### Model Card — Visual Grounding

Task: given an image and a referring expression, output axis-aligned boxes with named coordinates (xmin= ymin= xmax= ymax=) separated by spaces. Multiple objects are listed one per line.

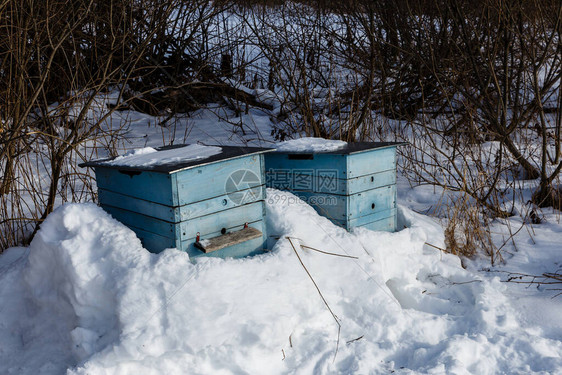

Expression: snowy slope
xmin=1 ymin=190 xmax=560 ymax=374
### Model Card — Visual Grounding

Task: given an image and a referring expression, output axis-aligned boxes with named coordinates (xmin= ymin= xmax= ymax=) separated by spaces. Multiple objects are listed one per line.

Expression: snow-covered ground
xmin=1 ymin=190 xmax=560 ymax=374
xmin=1 ymin=106 xmax=561 ymax=374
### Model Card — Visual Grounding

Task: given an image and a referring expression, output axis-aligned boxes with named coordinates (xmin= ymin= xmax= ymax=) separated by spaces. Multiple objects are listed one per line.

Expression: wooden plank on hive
xmin=195 ymin=227 xmax=263 ymax=254
xmin=180 ymin=220 xmax=266 ymax=257
xmin=183 ymin=234 xmax=266 ymax=259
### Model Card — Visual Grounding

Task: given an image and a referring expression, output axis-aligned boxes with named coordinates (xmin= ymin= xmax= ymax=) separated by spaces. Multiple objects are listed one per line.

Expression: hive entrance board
xmin=265 ymin=142 xmax=405 ymax=232
xmin=195 ymin=226 xmax=263 ymax=253
xmin=81 ymin=144 xmax=273 ymax=258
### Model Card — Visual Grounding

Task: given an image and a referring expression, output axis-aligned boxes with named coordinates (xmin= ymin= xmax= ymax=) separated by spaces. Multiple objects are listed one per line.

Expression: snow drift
xmin=0 ymin=191 xmax=560 ymax=374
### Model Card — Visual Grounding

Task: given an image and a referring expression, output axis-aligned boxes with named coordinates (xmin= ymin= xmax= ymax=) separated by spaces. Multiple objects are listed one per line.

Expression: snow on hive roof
xmin=80 ymin=144 xmax=273 ymax=173
xmin=275 ymin=137 xmax=348 ymax=152
xmin=103 ymin=144 xmax=222 ymax=168
xmin=274 ymin=137 xmax=405 ymax=154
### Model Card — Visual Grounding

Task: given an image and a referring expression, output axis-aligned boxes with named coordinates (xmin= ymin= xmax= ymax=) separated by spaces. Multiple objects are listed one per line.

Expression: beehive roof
xmin=273 ymin=141 xmax=406 ymax=155
xmin=80 ymin=144 xmax=272 ymax=174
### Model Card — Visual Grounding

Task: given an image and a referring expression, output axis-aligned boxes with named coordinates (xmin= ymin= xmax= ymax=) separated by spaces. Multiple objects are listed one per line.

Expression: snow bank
xmin=275 ymin=137 xmax=347 ymax=152
xmin=104 ymin=144 xmax=222 ymax=167
xmin=0 ymin=192 xmax=561 ymax=374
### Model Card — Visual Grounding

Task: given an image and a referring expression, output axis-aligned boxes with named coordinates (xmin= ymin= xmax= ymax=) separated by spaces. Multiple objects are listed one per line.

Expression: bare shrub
xmin=0 ymin=0 xmax=191 ymax=250
xmin=444 ymin=193 xmax=498 ymax=264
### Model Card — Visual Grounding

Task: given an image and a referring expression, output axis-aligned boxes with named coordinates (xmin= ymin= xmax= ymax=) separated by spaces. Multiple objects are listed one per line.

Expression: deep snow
xmin=0 ymin=189 xmax=561 ymax=374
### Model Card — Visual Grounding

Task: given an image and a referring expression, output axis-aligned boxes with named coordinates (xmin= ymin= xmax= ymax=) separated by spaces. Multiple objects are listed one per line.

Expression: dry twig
xmin=287 ymin=236 xmax=341 ymax=362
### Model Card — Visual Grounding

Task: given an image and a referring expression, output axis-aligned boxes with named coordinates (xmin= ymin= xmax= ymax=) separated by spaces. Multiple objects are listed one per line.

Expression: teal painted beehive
xmin=265 ymin=142 xmax=403 ymax=232
xmin=81 ymin=144 xmax=272 ymax=258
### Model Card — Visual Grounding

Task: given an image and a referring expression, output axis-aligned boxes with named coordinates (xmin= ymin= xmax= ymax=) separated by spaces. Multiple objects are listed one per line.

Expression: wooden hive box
xmin=264 ymin=142 xmax=403 ymax=232
xmin=81 ymin=144 xmax=272 ymax=259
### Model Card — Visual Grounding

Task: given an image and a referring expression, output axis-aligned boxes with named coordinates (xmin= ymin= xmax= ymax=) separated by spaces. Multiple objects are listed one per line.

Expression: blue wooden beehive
xmin=81 ymin=144 xmax=272 ymax=259
xmin=265 ymin=142 xmax=403 ymax=232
